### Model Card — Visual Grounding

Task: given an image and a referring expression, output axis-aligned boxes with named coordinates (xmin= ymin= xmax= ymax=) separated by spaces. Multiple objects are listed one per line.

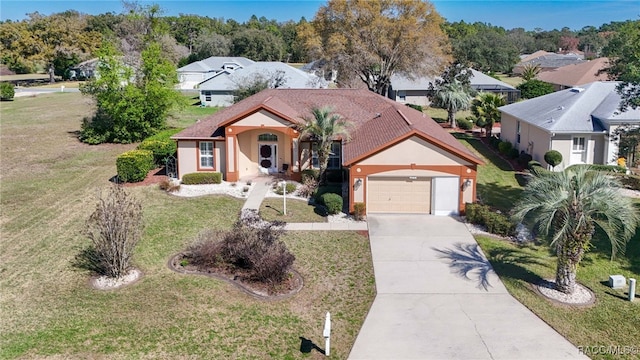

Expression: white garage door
xmin=368 ymin=177 xmax=431 ymax=214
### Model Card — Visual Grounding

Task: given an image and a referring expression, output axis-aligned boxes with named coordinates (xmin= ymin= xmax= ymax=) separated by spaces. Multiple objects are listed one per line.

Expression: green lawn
xmin=464 ymin=132 xmax=640 ymax=359
xmin=454 ymin=132 xmax=523 ymax=211
xmin=0 ymin=93 xmax=375 ymax=359
xmin=424 ymin=107 xmax=472 ymax=124
xmin=260 ymin=197 xmax=328 ymax=223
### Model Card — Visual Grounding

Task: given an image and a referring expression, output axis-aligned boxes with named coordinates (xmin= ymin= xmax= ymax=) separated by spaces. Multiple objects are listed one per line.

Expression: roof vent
xmin=374 ymin=113 xmax=381 ymax=118
xmin=557 ymin=106 xmax=565 ymax=110
xmin=570 ymin=87 xmax=585 ymax=93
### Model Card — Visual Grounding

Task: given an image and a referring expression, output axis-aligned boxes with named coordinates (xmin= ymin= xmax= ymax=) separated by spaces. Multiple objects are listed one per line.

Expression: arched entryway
xmin=258 ymin=133 xmax=278 ymax=173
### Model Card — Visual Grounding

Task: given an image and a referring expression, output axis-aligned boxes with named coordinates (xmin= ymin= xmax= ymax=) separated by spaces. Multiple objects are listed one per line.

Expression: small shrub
xmin=246 ymin=179 xmax=253 ymax=186
xmin=297 ymin=177 xmax=318 ymax=198
xmin=405 ymin=103 xmax=423 ymax=112
xmin=489 ymin=136 xmax=501 ymax=149
xmin=527 ymin=160 xmax=542 ymax=169
xmin=301 ymin=169 xmax=320 ymax=182
xmin=116 ymin=149 xmax=154 ymax=183
xmin=518 ymin=152 xmax=533 ymax=166
xmin=498 ymin=141 xmax=512 ymax=155
xmin=182 ymin=172 xmax=222 ymax=185
xmin=85 ymin=185 xmax=143 ymax=278
xmin=186 ymin=229 xmax=226 ymax=268
xmin=508 ymin=148 xmax=519 ymax=159
xmin=464 ymin=203 xmax=515 ymax=237
xmin=353 ymin=202 xmax=366 ymax=221
xmin=321 ymin=193 xmax=343 ymax=215
xmin=457 ymin=117 xmax=474 ymax=130
xmin=243 ymin=186 xmax=250 ymax=192
xmin=273 ymin=181 xmax=297 ymax=195
xmin=0 ymin=82 xmax=15 ymax=101
xmin=314 ymin=185 xmax=342 ymax=203
xmin=544 ymin=150 xmax=563 ymax=168
xmin=137 ymin=138 xmax=176 ymax=167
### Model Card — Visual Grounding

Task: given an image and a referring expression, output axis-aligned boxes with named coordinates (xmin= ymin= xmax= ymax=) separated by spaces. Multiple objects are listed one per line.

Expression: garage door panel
xmin=368 ymin=177 xmax=431 ymax=214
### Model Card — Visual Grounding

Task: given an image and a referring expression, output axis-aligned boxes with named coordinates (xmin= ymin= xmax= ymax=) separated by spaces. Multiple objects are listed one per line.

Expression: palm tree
xmin=520 ymin=64 xmax=541 ymax=81
xmin=432 ymin=80 xmax=473 ymax=128
xmin=299 ymin=107 xmax=351 ymax=185
xmin=512 ymin=166 xmax=639 ymax=294
xmin=471 ymin=92 xmax=506 ymax=137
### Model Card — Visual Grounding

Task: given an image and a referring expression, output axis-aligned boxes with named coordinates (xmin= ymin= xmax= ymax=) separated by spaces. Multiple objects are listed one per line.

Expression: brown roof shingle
xmin=173 ymin=88 xmax=482 ymax=165
xmin=536 ymin=58 xmax=611 ymax=87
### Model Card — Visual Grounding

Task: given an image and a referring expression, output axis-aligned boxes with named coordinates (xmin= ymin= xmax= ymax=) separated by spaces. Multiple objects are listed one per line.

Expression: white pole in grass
xmin=281 ymin=180 xmax=287 ymax=215
xmin=629 ymin=278 xmax=636 ymax=302
xmin=323 ymin=312 xmax=331 ymax=356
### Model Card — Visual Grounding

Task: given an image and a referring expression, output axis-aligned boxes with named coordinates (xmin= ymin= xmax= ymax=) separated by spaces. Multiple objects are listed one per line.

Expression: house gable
xmin=232 ymin=109 xmax=294 ymax=128
xmin=356 ymin=134 xmax=474 ymax=166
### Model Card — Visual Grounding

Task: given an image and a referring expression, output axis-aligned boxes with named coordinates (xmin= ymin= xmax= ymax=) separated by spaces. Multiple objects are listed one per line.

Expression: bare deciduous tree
xmin=85 ymin=185 xmax=143 ymax=278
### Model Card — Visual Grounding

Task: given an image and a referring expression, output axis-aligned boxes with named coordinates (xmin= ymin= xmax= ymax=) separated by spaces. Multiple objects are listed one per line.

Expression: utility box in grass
xmin=609 ymin=275 xmax=625 ymax=289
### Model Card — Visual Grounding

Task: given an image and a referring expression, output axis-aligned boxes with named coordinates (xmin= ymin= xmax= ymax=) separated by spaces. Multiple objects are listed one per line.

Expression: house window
xmin=311 ymin=142 xmax=341 ymax=169
xmin=572 ymin=137 xmax=585 ymax=151
xmin=199 ymin=141 xmax=214 ymax=168
xmin=516 ymin=121 xmax=521 ymax=144
xmin=398 ymin=91 xmax=406 ymax=101
xmin=258 ymin=133 xmax=278 ymax=142
xmin=203 ymin=91 xmax=211 ymax=102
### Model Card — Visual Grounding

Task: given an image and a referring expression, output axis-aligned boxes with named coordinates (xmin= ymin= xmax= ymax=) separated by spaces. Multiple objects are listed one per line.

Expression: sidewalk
xmin=241 ymin=178 xmax=367 ymax=231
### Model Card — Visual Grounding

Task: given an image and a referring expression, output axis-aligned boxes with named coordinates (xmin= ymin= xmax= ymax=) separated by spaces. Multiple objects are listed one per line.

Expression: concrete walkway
xmin=241 ymin=178 xmax=368 ymax=231
xmin=349 ymin=214 xmax=587 ymax=360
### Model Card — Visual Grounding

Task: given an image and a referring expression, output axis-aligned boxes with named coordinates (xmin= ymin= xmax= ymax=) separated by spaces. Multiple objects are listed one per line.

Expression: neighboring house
xmin=67 ymin=58 xmax=99 ymax=80
xmin=176 ymin=57 xmax=255 ymax=90
xmin=198 ymin=62 xmax=328 ymax=107
xmin=513 ymin=52 xmax=585 ymax=75
xmin=535 ymin=57 xmax=611 ymax=91
xmin=388 ymin=69 xmax=520 ymax=106
xmin=499 ymin=81 xmax=640 ymax=170
xmin=172 ymin=88 xmax=483 ymax=215
xmin=300 ymin=59 xmax=338 ymax=83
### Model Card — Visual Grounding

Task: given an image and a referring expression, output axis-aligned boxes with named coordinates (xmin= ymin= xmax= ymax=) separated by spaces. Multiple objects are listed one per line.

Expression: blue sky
xmin=0 ymin=0 xmax=638 ymax=30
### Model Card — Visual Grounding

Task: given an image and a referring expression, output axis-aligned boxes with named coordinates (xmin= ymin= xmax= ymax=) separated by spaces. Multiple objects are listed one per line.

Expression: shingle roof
xmin=536 ymin=58 xmax=611 ymax=87
xmin=198 ymin=62 xmax=327 ymax=90
xmin=177 ymin=57 xmax=255 ymax=73
xmin=515 ymin=53 xmax=585 ymax=70
xmin=390 ymin=68 xmax=515 ymax=91
xmin=498 ymin=81 xmax=640 ymax=133
xmin=173 ymin=88 xmax=482 ymax=165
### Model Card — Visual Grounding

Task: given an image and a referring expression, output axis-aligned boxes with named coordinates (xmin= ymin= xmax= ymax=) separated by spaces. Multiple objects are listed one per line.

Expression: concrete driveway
xmin=348 ymin=215 xmax=587 ymax=360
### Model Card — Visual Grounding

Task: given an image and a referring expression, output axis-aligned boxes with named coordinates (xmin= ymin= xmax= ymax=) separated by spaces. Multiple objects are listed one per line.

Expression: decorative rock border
xmin=89 ymin=268 xmax=144 ymax=290
xmin=167 ymin=253 xmax=304 ymax=301
xmin=531 ymin=279 xmax=596 ymax=308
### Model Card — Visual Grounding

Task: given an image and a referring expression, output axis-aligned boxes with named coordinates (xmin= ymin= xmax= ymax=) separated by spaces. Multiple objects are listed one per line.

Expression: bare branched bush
xmin=85 ymin=185 xmax=143 ymax=278
xmin=296 ymin=177 xmax=318 ymax=198
xmin=185 ymin=210 xmax=294 ymax=285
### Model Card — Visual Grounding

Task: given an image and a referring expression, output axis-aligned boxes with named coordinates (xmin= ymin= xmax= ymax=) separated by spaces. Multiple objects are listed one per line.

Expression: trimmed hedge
xmin=182 ymin=172 xmax=222 ymax=185
xmin=405 ymin=103 xmax=423 ymax=112
xmin=116 ymin=150 xmax=154 ymax=183
xmin=320 ymin=193 xmax=343 ymax=215
xmin=465 ymin=203 xmax=516 ymax=237
xmin=527 ymin=160 xmax=542 ymax=169
xmin=137 ymin=139 xmax=176 ymax=166
xmin=457 ymin=117 xmax=474 ymax=130
xmin=544 ymin=150 xmax=562 ymax=167
xmin=273 ymin=182 xmax=297 ymax=195
xmin=567 ymin=164 xmax=627 ymax=174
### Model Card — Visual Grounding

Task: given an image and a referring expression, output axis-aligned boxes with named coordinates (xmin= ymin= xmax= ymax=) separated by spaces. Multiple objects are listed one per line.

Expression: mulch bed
xmin=120 ymin=168 xmax=169 ymax=188
xmin=168 ymin=253 xmax=304 ymax=301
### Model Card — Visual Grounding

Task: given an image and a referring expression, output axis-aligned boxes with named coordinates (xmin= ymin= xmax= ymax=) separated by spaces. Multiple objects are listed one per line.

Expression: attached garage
xmin=367 ymin=176 xmax=432 ymax=213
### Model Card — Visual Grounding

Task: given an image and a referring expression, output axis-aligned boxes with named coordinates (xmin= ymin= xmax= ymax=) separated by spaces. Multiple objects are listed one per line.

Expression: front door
xmin=259 ymin=143 xmax=277 ymax=173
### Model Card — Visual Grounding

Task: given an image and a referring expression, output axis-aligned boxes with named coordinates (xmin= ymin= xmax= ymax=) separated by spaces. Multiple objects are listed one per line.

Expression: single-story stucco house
xmin=499 ymin=81 xmax=640 ymax=170
xmin=198 ymin=62 xmax=327 ymax=107
xmin=172 ymin=88 xmax=483 ymax=215
xmin=535 ymin=57 xmax=611 ymax=91
xmin=388 ymin=69 xmax=520 ymax=106
xmin=176 ymin=56 xmax=256 ymax=90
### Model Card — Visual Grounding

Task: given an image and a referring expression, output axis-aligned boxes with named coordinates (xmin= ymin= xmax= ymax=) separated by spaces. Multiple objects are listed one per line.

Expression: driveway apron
xmin=348 ymin=214 xmax=587 ymax=360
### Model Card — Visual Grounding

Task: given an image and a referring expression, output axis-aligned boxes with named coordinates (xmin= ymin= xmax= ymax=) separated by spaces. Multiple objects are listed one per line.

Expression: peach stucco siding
xmin=233 ymin=110 xmax=292 ymax=128
xmin=358 ymin=136 xmax=473 ymax=166
xmin=236 ymin=129 xmax=293 ymax=178
xmin=177 ymin=140 xmax=197 ymax=179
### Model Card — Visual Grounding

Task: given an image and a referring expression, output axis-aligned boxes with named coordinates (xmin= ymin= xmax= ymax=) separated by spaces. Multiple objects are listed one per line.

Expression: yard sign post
xmin=323 ymin=312 xmax=331 ymax=356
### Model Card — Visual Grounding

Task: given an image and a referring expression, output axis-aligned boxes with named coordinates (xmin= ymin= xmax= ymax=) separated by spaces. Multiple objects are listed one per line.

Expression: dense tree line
xmin=0 ymin=4 xmax=634 ymax=76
